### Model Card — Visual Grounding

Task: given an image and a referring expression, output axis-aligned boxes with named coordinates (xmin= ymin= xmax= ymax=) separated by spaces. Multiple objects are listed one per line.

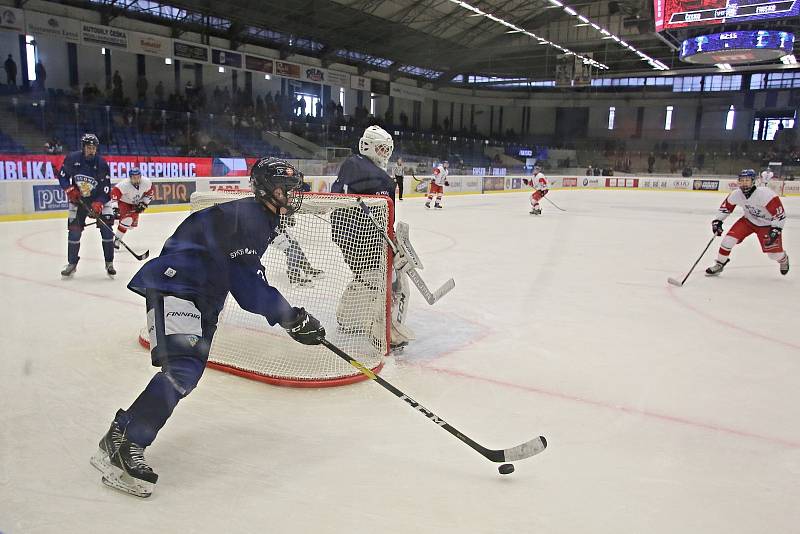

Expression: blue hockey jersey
xmin=128 ymin=197 xmax=295 ymax=326
xmin=58 ymin=150 xmax=112 ymax=203
xmin=331 ymin=154 xmax=395 ymax=203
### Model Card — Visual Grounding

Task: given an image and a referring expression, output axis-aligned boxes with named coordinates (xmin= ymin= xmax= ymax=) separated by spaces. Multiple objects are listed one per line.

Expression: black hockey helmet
xmin=81 ymin=133 xmax=99 ymax=147
xmin=250 ymin=157 xmax=304 ymax=215
xmin=737 ymin=168 xmax=757 ymax=197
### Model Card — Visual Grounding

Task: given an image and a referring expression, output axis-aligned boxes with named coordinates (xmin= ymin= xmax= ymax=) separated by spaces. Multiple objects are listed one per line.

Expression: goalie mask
xmin=737 ymin=169 xmax=757 ymax=197
xmin=359 ymin=125 xmax=394 ymax=169
xmin=250 ymin=157 xmax=304 ymax=215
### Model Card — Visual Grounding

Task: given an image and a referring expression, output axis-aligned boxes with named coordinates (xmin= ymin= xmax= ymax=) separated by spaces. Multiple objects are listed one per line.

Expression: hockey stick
xmin=356 ymin=198 xmax=455 ymax=305
xmin=319 ymin=337 xmax=547 ymax=463
xmin=77 ymin=198 xmax=150 ymax=261
xmin=667 ymin=236 xmax=715 ymax=287
xmin=542 ymin=195 xmax=567 ymax=212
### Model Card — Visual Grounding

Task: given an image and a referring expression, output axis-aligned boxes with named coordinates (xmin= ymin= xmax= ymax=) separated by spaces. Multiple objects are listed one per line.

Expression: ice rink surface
xmin=1 ymin=189 xmax=799 ymax=534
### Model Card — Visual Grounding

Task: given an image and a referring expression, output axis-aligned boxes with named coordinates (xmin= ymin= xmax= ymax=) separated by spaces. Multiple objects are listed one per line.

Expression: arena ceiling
xmin=74 ymin=0 xmax=800 ymax=84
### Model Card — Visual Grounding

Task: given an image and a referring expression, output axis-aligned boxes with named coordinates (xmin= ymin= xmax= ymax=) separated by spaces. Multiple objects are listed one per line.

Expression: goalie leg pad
xmin=337 ymin=269 xmax=385 ymax=335
xmin=391 ymin=269 xmax=415 ymax=344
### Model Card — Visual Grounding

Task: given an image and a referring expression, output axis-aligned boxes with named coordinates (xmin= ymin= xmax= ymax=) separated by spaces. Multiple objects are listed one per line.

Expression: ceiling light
xmin=564 ymin=7 xmax=577 ymax=15
xmin=715 ymin=63 xmax=733 ymax=71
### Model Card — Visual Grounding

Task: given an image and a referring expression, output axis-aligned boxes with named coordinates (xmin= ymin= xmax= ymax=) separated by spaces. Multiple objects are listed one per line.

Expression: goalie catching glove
xmin=281 ymin=307 xmax=325 ymax=345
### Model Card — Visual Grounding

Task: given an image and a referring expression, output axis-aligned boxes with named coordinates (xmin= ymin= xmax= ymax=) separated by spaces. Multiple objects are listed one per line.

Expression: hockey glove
xmin=766 ymin=227 xmax=782 ymax=246
xmin=444 ymin=180 xmax=450 ymax=187
xmin=541 ymin=189 xmax=549 ymax=196
xmin=134 ymin=202 xmax=148 ymax=213
xmin=112 ymin=206 xmax=120 ymax=219
xmin=522 ymin=178 xmax=530 ymax=186
xmin=90 ymin=201 xmax=104 ymax=218
xmin=281 ymin=307 xmax=325 ymax=345
xmin=711 ymin=220 xmax=724 ymax=237
xmin=65 ymin=185 xmax=80 ymax=203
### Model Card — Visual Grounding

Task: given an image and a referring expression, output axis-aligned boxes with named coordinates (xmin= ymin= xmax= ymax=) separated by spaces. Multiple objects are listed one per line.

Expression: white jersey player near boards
xmin=425 ymin=161 xmax=449 ymax=209
xmin=111 ymin=168 xmax=154 ymax=249
xmin=706 ymin=169 xmax=789 ymax=276
xmin=526 ymin=165 xmax=549 ymax=215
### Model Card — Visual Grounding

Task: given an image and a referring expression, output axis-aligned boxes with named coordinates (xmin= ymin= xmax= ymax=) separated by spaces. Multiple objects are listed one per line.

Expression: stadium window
xmin=339 ymin=87 xmax=345 ymax=109
xmin=608 ymin=106 xmax=616 ymax=130
xmin=725 ymin=105 xmax=735 ymax=131
xmin=750 ymin=73 xmax=765 ymax=90
xmin=370 ymin=92 xmax=375 ymax=115
xmin=25 ymin=35 xmax=36 ymax=82
xmin=665 ymin=105 xmax=673 ymax=131
xmin=296 ymin=94 xmax=320 ymax=118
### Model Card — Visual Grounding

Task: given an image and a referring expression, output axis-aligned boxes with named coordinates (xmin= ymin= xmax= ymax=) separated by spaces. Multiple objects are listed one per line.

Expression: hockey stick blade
xmin=668 ymin=236 xmax=716 ymax=288
xmin=319 ymin=338 xmax=547 ymax=464
xmin=543 ymin=196 xmax=567 ymax=212
xmin=78 ymin=198 xmax=150 ymax=261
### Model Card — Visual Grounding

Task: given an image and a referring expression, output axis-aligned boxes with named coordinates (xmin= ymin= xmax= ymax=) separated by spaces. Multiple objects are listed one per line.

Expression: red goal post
xmin=138 ymin=190 xmax=395 ymax=387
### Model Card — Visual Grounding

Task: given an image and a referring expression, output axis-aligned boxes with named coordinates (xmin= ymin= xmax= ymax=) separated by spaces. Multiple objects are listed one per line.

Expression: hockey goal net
xmin=138 ymin=191 xmax=393 ymax=387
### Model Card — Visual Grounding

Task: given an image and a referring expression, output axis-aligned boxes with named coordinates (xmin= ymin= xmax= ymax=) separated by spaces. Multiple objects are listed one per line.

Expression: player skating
xmin=331 ymin=125 xmax=414 ymax=349
xmin=525 ymin=165 xmax=549 ymax=215
xmin=111 ymin=168 xmax=154 ymax=250
xmin=425 ymin=160 xmax=449 ymax=209
xmin=58 ymin=133 xmax=116 ymax=277
xmin=90 ymin=158 xmax=325 ymax=497
xmin=705 ymin=169 xmax=789 ymax=276
xmin=760 ymin=166 xmax=774 ymax=186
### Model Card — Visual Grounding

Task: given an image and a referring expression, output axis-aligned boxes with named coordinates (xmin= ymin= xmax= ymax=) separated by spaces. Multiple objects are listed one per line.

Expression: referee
xmin=392 ymin=158 xmax=405 ymax=200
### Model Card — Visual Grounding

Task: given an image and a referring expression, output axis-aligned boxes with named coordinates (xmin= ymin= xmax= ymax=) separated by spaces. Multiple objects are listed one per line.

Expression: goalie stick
xmin=319 ymin=337 xmax=548 ymax=463
xmin=667 ymin=236 xmax=716 ymax=287
xmin=356 ymin=198 xmax=455 ymax=305
xmin=77 ymin=198 xmax=150 ymax=261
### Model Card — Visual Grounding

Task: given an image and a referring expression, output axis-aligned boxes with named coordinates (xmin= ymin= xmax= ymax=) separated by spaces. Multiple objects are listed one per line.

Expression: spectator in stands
xmin=585 ymin=165 xmax=593 ymax=176
xmin=136 ymin=74 xmax=148 ymax=103
xmin=154 ymin=81 xmax=164 ymax=105
xmin=4 ymin=54 xmax=16 ymax=87
xmin=34 ymin=59 xmax=46 ymax=91
xmin=399 ymin=110 xmax=409 ymax=130
xmin=112 ymin=70 xmax=123 ymax=104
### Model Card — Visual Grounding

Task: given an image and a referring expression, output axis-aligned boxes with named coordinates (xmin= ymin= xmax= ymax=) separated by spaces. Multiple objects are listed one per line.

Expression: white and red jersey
xmin=715 ymin=186 xmax=786 ymax=229
xmin=111 ymin=177 xmax=154 ymax=208
xmin=431 ymin=165 xmax=448 ymax=186
xmin=531 ymin=172 xmax=549 ymax=191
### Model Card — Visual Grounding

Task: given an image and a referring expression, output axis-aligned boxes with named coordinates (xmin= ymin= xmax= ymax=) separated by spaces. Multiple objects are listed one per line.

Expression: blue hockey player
xmin=59 ymin=133 xmax=116 ymax=277
xmin=90 ymin=157 xmax=326 ymax=497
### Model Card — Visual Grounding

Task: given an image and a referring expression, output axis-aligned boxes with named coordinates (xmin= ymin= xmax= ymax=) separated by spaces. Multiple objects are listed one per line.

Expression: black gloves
xmin=766 ymin=227 xmax=782 ymax=246
xmin=281 ymin=307 xmax=325 ymax=345
xmin=712 ymin=220 xmax=724 ymax=236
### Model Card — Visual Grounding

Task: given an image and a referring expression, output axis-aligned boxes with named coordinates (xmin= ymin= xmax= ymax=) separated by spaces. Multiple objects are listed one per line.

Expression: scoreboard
xmin=655 ymin=1 xmax=800 ymax=32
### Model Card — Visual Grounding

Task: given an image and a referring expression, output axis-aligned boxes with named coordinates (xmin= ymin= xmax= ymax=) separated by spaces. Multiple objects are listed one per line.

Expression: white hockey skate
xmin=780 ymin=255 xmax=790 ymax=276
xmin=705 ymin=259 xmax=729 ymax=276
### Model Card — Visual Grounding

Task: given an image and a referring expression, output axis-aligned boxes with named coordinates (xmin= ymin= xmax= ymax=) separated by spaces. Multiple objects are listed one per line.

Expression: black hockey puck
xmin=498 ymin=463 xmax=515 ymax=475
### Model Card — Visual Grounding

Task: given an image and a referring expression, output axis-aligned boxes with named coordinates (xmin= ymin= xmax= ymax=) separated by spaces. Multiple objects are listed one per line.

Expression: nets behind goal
xmin=140 ymin=191 xmax=393 ymax=387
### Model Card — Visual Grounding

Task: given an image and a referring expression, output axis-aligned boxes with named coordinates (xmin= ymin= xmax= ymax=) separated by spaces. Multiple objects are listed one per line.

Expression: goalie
xmin=331 ymin=125 xmax=415 ymax=350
